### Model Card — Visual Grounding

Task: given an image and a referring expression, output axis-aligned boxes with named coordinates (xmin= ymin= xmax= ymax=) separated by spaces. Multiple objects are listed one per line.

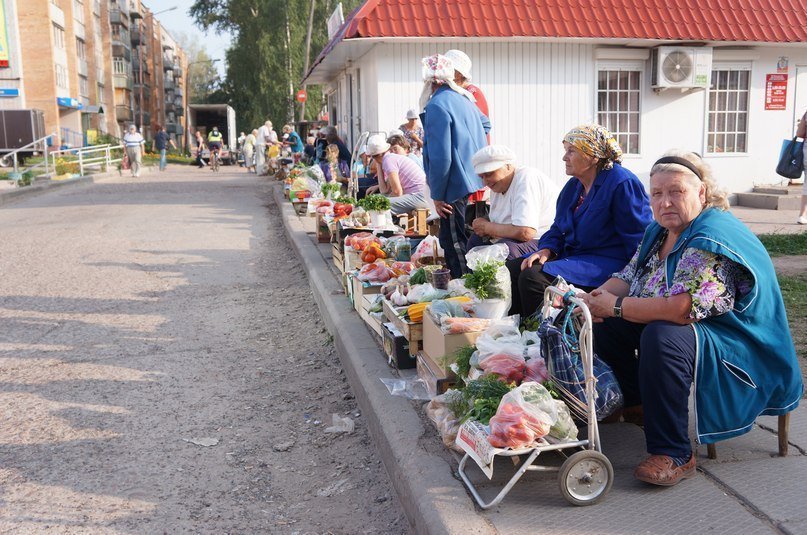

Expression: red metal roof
xmin=343 ymin=0 xmax=807 ymax=43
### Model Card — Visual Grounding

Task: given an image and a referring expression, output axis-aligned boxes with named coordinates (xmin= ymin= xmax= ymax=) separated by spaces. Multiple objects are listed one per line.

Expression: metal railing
xmin=48 ymin=144 xmax=124 ymax=177
xmin=0 ymin=133 xmax=54 ymax=178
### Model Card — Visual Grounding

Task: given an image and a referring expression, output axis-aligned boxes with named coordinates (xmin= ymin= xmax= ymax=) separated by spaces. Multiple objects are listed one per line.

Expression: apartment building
xmin=2 ymin=0 xmax=186 ymax=147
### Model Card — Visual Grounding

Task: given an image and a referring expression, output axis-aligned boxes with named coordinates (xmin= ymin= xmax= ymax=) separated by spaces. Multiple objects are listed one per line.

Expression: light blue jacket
xmin=637 ymin=208 xmax=803 ymax=444
xmin=421 ymin=85 xmax=490 ymax=203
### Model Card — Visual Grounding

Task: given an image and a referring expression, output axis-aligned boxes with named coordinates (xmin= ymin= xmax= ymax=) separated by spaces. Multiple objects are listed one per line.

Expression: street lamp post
xmin=184 ymin=58 xmax=219 ymax=154
xmin=138 ymin=6 xmax=177 ymax=136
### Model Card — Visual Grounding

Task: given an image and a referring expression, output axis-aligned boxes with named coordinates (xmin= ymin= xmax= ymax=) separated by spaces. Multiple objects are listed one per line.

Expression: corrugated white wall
xmin=329 ymin=40 xmax=807 ymax=193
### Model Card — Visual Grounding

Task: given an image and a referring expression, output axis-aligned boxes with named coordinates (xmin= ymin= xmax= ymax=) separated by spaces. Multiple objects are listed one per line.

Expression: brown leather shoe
xmin=634 ymin=454 xmax=696 ymax=486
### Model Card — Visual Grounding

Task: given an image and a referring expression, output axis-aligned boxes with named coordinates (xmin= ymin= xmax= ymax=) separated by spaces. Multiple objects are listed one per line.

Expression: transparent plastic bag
xmin=549 ymin=399 xmax=578 ymax=441
xmin=411 ymin=235 xmax=444 ymax=264
xmin=406 ymin=283 xmax=449 ymax=304
xmin=475 ymin=315 xmax=523 ymax=359
xmin=487 ymin=382 xmax=558 ymax=449
xmin=425 ymin=391 xmax=465 ymax=451
xmin=479 ymin=352 xmax=526 ymax=383
xmin=464 ymin=244 xmax=512 ymax=317
xmin=429 ymin=299 xmax=470 ymax=322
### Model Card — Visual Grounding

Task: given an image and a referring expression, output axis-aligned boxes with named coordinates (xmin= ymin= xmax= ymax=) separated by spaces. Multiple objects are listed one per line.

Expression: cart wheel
xmin=558 ymin=450 xmax=613 ymax=506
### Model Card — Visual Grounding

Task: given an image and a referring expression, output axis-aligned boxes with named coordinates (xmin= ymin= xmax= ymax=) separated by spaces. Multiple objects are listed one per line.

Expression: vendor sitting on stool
xmin=364 ymin=133 xmax=430 ymax=215
xmin=582 ymin=150 xmax=803 ymax=487
xmin=467 ymin=145 xmax=559 ymax=260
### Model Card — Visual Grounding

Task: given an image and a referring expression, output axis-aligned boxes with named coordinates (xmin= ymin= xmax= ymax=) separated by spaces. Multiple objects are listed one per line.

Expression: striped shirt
xmin=123 ymin=132 xmax=144 ymax=148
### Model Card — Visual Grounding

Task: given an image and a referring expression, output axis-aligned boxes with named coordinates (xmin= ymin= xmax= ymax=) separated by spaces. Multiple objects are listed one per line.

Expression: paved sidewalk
xmin=274 ymin=184 xmax=805 ymax=535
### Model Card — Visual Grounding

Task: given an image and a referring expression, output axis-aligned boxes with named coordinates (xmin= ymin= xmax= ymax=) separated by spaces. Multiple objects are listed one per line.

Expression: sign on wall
xmin=765 ymin=74 xmax=788 ymax=111
xmin=0 ymin=2 xmax=10 ymax=68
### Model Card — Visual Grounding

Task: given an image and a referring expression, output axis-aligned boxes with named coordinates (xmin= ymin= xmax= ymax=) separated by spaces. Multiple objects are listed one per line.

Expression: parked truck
xmin=187 ymin=104 xmax=237 ymax=165
xmin=0 ymin=109 xmax=47 ymax=166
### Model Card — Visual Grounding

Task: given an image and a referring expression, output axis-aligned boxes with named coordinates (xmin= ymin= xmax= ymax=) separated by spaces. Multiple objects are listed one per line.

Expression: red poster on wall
xmin=765 ymin=74 xmax=788 ymax=110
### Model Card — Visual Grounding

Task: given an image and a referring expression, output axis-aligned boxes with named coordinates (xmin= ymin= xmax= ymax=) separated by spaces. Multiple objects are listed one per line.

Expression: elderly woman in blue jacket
xmin=583 ymin=151 xmax=803 ymax=487
xmin=508 ymin=124 xmax=652 ymax=315
xmin=420 ymin=53 xmax=491 ymax=278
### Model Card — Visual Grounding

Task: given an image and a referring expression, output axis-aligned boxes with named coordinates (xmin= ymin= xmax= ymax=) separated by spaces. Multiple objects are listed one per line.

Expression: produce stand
xmin=456 ymin=286 xmax=614 ymax=508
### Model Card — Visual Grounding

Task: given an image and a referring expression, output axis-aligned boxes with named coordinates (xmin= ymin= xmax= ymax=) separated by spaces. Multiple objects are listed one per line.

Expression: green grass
xmin=758 ymin=233 xmax=807 ymax=257
xmin=778 ymin=274 xmax=807 ymax=384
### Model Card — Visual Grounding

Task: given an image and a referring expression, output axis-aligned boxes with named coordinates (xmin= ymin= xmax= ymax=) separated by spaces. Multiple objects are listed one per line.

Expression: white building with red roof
xmin=305 ymin=0 xmax=807 ymax=193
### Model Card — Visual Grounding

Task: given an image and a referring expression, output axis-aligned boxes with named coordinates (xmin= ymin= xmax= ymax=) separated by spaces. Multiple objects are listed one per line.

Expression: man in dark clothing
xmin=152 ymin=126 xmax=177 ymax=171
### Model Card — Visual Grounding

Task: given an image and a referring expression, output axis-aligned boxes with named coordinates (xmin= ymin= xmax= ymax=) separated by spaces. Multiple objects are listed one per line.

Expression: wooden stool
xmin=706 ymin=413 xmax=790 ymax=459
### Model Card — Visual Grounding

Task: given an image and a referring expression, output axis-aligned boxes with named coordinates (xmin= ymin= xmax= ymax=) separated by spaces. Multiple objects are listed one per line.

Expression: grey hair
xmin=650 ymin=149 xmax=729 ymax=210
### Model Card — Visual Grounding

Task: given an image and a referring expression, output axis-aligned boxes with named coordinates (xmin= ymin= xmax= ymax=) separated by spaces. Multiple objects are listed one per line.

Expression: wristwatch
xmin=613 ymin=296 xmax=625 ymax=318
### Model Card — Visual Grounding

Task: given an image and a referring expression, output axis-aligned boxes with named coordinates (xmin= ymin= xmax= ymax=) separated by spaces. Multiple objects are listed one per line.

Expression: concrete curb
xmin=271 ymin=184 xmax=496 ymax=535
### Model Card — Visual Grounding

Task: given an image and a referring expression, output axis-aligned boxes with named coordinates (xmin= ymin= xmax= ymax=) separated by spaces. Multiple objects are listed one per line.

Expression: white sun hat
xmin=365 ymin=134 xmax=390 ymax=156
xmin=472 ymin=145 xmax=517 ymax=175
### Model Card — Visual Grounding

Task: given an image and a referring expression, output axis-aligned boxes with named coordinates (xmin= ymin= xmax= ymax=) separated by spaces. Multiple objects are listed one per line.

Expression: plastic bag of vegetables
xmin=487 ymin=382 xmax=558 ymax=449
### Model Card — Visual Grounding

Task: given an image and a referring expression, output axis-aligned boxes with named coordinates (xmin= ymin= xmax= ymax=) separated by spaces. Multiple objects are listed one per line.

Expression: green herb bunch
xmin=459 ymin=375 xmax=514 ymax=424
xmin=357 ymin=194 xmax=391 ymax=212
xmin=321 ymin=182 xmax=341 ymax=198
xmin=333 ymin=195 xmax=355 ymax=205
xmin=463 ymin=260 xmax=504 ymax=299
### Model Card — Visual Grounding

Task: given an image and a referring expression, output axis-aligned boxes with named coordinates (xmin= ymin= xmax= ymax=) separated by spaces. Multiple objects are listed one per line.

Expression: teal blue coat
xmin=637 ymin=208 xmax=802 ymax=444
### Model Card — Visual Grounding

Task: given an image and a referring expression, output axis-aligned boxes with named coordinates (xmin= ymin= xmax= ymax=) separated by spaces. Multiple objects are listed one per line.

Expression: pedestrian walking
xmin=152 ymin=125 xmax=177 ymax=172
xmin=123 ymin=125 xmax=145 ymax=177
xmin=243 ymin=129 xmax=257 ymax=173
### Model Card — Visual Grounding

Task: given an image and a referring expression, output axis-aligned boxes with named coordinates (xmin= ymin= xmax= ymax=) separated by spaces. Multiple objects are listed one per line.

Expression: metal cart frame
xmin=457 ymin=286 xmax=614 ymax=508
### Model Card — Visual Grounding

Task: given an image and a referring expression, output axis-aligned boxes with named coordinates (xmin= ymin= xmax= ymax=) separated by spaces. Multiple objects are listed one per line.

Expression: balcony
xmin=74 ymin=21 xmax=86 ymax=40
xmin=109 ymin=9 xmax=129 ymax=27
xmin=173 ymin=67 xmax=183 ymax=79
xmin=115 ymin=105 xmax=133 ymax=121
xmin=174 ymin=97 xmax=182 ymax=107
xmin=162 ymin=56 xmax=173 ymax=71
xmin=165 ymin=101 xmax=176 ymax=113
xmin=113 ymin=74 xmax=133 ymax=90
xmin=166 ymin=123 xmax=182 ymax=135
xmin=175 ymin=107 xmax=184 ymax=117
xmin=164 ymin=78 xmax=175 ymax=90
xmin=77 ymin=59 xmax=89 ymax=77
xmin=130 ymin=28 xmax=142 ymax=45
xmin=174 ymin=87 xmax=183 ymax=97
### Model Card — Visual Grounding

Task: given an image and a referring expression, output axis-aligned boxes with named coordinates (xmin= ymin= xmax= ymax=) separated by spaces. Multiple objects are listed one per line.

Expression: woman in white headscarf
xmin=419 ymin=53 xmax=490 ymax=277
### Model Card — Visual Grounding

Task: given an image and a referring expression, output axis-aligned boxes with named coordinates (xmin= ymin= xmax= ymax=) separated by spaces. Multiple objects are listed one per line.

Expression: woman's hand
xmin=583 ymin=288 xmax=618 ymax=322
xmin=472 ymin=217 xmax=489 ymax=237
xmin=433 ymin=200 xmax=453 ymax=218
xmin=366 ymin=185 xmax=379 ymax=194
xmin=521 ymin=248 xmax=552 ymax=271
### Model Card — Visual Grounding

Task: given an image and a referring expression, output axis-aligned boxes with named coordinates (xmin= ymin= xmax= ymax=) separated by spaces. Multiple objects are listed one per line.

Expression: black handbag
xmin=776 ymin=137 xmax=804 ymax=179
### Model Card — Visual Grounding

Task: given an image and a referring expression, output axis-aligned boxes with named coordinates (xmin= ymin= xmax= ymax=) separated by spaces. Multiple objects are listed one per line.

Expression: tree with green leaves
xmin=189 ymin=0 xmax=362 ymax=131
xmin=174 ymin=32 xmax=222 ymax=103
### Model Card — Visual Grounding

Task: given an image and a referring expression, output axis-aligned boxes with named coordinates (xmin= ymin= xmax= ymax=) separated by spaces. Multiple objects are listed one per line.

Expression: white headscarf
xmin=418 ymin=54 xmax=476 ymax=110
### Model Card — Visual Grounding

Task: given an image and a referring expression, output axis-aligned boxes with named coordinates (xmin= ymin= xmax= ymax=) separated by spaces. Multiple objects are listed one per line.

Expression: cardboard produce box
xmin=422 ymin=310 xmax=483 ymax=374
xmin=417 ymin=351 xmax=454 ymax=396
xmin=351 ymin=276 xmax=383 ymax=313
xmin=382 ymin=322 xmax=417 ymax=369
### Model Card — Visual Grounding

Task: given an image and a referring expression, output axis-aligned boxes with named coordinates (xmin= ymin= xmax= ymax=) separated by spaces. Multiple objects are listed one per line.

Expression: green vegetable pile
xmin=409 ymin=268 xmax=427 ymax=285
xmin=442 ymin=345 xmax=475 ymax=388
xmin=457 ymin=375 xmax=515 ymax=424
xmin=321 ymin=182 xmax=341 ymax=198
xmin=334 ymin=195 xmax=355 ymax=205
xmin=357 ymin=194 xmax=391 ymax=212
xmin=463 ymin=260 xmax=504 ymax=299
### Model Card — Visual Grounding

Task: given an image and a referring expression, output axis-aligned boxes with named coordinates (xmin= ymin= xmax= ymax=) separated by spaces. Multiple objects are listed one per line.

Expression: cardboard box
xmin=382 ymin=322 xmax=417 ymax=369
xmin=381 ymin=298 xmax=423 ymax=356
xmin=316 ymin=213 xmax=331 ymax=243
xmin=351 ymin=276 xmax=383 ymax=313
xmin=422 ymin=311 xmax=482 ymax=374
xmin=359 ymin=294 xmax=384 ymax=337
xmin=417 ymin=351 xmax=455 ymax=396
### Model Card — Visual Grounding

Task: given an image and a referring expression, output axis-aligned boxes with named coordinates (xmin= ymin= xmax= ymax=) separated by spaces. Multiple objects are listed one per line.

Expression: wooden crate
xmin=381 ymin=298 xmax=423 ymax=356
xmin=359 ymin=294 xmax=384 ymax=337
xmin=332 ymin=242 xmax=344 ymax=273
xmin=316 ymin=213 xmax=331 ymax=243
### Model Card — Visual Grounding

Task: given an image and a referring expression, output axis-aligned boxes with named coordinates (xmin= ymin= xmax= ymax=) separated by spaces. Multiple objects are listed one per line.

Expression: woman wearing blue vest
xmin=583 ymin=150 xmax=803 ymax=487
xmin=507 ymin=124 xmax=652 ymax=315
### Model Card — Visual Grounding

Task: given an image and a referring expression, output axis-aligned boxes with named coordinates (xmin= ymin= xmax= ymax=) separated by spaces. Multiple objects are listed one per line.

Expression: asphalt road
xmin=0 ymin=166 xmax=407 ymax=533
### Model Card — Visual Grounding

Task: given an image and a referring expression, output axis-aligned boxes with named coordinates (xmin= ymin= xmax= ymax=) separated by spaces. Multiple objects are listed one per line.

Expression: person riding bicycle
xmin=207 ymin=127 xmax=224 ymax=167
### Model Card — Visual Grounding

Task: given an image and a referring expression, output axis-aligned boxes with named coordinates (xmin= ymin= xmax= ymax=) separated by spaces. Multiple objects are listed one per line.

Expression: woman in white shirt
xmin=467 ymin=145 xmax=560 ymax=259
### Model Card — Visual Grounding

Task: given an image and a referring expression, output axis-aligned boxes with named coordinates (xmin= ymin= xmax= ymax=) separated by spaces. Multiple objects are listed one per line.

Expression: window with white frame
xmin=97 ymin=82 xmax=106 ymax=103
xmin=53 ymin=24 xmax=65 ymax=49
xmin=112 ymin=58 xmax=128 ymax=75
xmin=55 ymin=64 xmax=68 ymax=88
xmin=596 ymin=66 xmax=641 ymax=154
xmin=707 ymin=65 xmax=750 ymax=153
xmin=79 ymin=75 xmax=89 ymax=97
xmin=76 ymin=38 xmax=86 ymax=59
xmin=73 ymin=0 xmax=84 ymax=23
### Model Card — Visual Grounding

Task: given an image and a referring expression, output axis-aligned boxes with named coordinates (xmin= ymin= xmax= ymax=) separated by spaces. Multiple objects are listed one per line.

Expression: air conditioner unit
xmin=651 ymin=46 xmax=713 ymax=90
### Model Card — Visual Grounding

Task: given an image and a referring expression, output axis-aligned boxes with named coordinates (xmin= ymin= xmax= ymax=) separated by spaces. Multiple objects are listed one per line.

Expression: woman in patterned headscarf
xmin=505 ymin=123 xmax=653 ymax=316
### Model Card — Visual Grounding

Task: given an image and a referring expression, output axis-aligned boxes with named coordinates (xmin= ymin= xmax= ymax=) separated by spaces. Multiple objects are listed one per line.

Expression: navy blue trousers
xmin=593 ymin=318 xmax=696 ymax=458
xmin=439 ymin=196 xmax=469 ymax=278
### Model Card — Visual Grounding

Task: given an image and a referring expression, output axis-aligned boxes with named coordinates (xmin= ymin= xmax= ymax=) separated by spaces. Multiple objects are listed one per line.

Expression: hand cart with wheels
xmin=457 ymin=286 xmax=614 ymax=508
